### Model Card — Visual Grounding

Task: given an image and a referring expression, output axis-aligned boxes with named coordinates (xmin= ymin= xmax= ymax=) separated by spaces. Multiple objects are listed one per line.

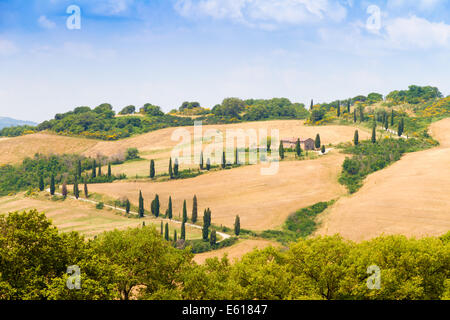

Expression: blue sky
xmin=1 ymin=0 xmax=450 ymax=122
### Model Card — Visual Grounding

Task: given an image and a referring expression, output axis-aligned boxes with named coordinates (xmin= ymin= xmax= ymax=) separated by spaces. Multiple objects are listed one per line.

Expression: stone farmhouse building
xmin=281 ymin=137 xmax=315 ymax=151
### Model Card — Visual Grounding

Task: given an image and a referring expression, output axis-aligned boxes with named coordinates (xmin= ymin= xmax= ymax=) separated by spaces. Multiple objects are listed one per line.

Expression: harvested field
xmin=317 ymin=118 xmax=450 ymax=241
xmin=0 ymin=194 xmax=203 ymax=239
xmin=0 ymin=132 xmax=97 ymax=165
xmin=88 ymin=151 xmax=347 ymax=231
xmin=193 ymin=239 xmax=280 ymax=264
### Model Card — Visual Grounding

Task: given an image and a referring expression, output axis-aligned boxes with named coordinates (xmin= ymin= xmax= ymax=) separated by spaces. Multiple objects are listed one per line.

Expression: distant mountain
xmin=0 ymin=117 xmax=37 ymax=129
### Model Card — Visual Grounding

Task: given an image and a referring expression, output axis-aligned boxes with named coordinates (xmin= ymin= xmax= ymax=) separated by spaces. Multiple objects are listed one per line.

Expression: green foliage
xmin=96 ymin=202 xmax=104 ymax=210
xmin=125 ymin=148 xmax=139 ymax=161
xmin=243 ymin=98 xmax=309 ymax=121
xmin=234 ymin=215 xmax=241 ymax=236
xmin=192 ymin=195 xmax=198 ymax=224
xmin=387 ymin=85 xmax=442 ymax=105
xmin=1 ymin=211 xmax=448 ymax=300
xmin=118 ymin=105 xmax=136 ymax=115
xmin=339 ymin=138 xmax=437 ymax=193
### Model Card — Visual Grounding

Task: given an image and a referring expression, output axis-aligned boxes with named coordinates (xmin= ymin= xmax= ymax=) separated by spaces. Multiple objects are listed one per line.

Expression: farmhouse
xmin=281 ymin=137 xmax=315 ymax=150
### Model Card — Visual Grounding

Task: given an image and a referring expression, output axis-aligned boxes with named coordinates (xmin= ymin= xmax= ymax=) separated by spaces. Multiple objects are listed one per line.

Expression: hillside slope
xmin=317 ymin=118 xmax=450 ymax=241
xmin=88 ymin=152 xmax=348 ymax=231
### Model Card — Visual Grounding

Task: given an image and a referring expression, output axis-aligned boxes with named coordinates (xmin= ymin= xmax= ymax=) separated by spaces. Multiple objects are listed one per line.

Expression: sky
xmin=1 ymin=0 xmax=450 ymax=122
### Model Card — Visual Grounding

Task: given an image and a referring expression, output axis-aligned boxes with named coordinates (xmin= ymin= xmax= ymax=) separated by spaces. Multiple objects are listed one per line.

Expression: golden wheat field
xmin=316 ymin=118 xmax=450 ymax=241
xmin=87 ymin=151 xmax=347 ymax=231
xmin=0 ymin=193 xmax=203 ymax=239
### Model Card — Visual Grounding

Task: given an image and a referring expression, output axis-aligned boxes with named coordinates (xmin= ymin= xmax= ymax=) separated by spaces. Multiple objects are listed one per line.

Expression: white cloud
xmin=38 ymin=15 xmax=56 ymax=29
xmin=174 ymin=0 xmax=347 ymax=28
xmin=387 ymin=0 xmax=444 ymax=11
xmin=385 ymin=15 xmax=450 ymax=49
xmin=0 ymin=38 xmax=18 ymax=56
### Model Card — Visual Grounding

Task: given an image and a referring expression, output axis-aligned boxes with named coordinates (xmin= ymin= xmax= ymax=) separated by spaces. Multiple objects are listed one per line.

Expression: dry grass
xmin=87 ymin=151 xmax=347 ymax=231
xmin=0 ymin=193 xmax=203 ymax=239
xmin=0 ymin=132 xmax=97 ymax=165
xmin=317 ymin=118 xmax=450 ymax=241
xmin=193 ymin=239 xmax=280 ymax=264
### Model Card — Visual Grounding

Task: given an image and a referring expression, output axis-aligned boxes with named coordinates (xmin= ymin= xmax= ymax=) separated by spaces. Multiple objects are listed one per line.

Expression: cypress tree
xmin=92 ymin=160 xmax=96 ymax=178
xmin=181 ymin=221 xmax=186 ymax=240
xmin=138 ymin=190 xmax=144 ymax=218
xmin=200 ymin=151 xmax=204 ymax=170
xmin=182 ymin=200 xmax=188 ymax=223
xmin=279 ymin=141 xmax=285 ymax=160
xmin=353 ymin=109 xmax=357 ymax=123
xmin=84 ymin=181 xmax=88 ymax=198
xmin=174 ymin=158 xmax=179 ymax=177
xmin=160 ymin=221 xmax=163 ymax=235
xmin=235 ymin=148 xmax=239 ymax=165
xmin=50 ymin=175 xmax=55 ymax=195
xmin=315 ymin=134 xmax=321 ymax=149
xmin=295 ymin=139 xmax=302 ymax=157
xmin=154 ymin=194 xmax=160 ymax=217
xmin=126 ymin=199 xmax=130 ymax=214
xmin=206 ymin=158 xmax=211 ymax=171
xmin=107 ymin=163 xmax=112 ymax=178
xmin=384 ymin=116 xmax=389 ymax=130
xmin=310 ymin=99 xmax=314 ymax=110
xmin=359 ymin=106 xmax=364 ymax=122
xmin=62 ymin=181 xmax=68 ymax=198
xmin=337 ymin=101 xmax=341 ymax=117
xmin=98 ymin=161 xmax=102 ymax=176
xmin=164 ymin=223 xmax=169 ymax=241
xmin=151 ymin=199 xmax=155 ymax=215
xmin=168 ymin=196 xmax=173 ymax=219
xmin=169 ymin=158 xmax=173 ymax=179
xmin=347 ymin=100 xmax=351 ymax=113
xmin=371 ymin=123 xmax=377 ymax=143
xmin=77 ymin=159 xmax=82 ymax=178
xmin=398 ymin=118 xmax=404 ymax=137
xmin=321 ymin=145 xmax=326 ymax=154
xmin=210 ymin=230 xmax=216 ymax=246
xmin=234 ymin=215 xmax=240 ymax=236
xmin=74 ymin=176 xmax=79 ymax=199
xmin=391 ymin=109 xmax=395 ymax=126
xmin=354 ymin=130 xmax=359 ymax=146
xmin=150 ymin=160 xmax=155 ymax=178
xmin=192 ymin=195 xmax=198 ymax=223
xmin=202 ymin=222 xmax=209 ymax=241
xmin=39 ymin=175 xmax=44 ymax=192
xmin=221 ymin=151 xmax=226 ymax=169
xmin=174 ymin=230 xmax=177 ymax=242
